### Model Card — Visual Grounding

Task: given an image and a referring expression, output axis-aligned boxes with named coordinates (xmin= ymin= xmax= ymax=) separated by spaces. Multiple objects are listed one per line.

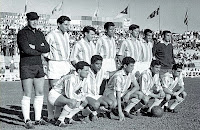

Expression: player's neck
xmin=91 ymin=67 xmax=98 ymax=75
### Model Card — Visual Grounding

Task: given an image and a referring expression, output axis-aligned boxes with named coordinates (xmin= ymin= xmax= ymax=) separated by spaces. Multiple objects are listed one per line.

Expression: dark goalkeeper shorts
xmin=20 ymin=65 xmax=45 ymax=80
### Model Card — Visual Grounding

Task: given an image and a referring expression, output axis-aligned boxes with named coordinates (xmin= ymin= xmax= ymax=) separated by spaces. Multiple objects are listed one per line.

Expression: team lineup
xmin=17 ymin=12 xmax=187 ymax=129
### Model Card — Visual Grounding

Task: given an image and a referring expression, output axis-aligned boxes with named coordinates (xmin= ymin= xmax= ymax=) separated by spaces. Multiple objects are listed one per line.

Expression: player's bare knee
xmin=93 ymin=101 xmax=100 ymax=110
xmin=142 ymin=96 xmax=149 ymax=105
xmin=107 ymin=99 xmax=113 ymax=107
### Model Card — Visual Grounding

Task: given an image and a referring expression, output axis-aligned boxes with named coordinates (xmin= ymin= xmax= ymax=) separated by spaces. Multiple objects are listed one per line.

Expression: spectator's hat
xmin=26 ymin=12 xmax=39 ymax=20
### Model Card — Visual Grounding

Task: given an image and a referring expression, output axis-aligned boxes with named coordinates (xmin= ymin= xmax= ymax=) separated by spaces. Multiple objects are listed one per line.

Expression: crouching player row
xmin=102 ymin=58 xmax=187 ymax=120
xmin=48 ymin=57 xmax=187 ymax=126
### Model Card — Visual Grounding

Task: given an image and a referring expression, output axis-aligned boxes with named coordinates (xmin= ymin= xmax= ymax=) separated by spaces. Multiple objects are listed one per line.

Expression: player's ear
xmin=124 ymin=64 xmax=127 ymax=68
xmin=77 ymin=69 xmax=81 ymax=73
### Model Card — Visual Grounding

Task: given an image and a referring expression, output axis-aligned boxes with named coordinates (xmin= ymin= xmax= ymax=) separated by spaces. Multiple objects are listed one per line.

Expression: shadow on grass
xmin=0 ymin=104 xmax=48 ymax=126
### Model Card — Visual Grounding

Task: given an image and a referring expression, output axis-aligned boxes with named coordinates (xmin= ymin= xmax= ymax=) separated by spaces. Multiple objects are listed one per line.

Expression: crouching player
xmin=159 ymin=63 xmax=187 ymax=113
xmin=82 ymin=55 xmax=116 ymax=121
xmin=136 ymin=60 xmax=165 ymax=114
xmin=48 ymin=61 xmax=90 ymax=127
xmin=103 ymin=57 xmax=143 ymax=121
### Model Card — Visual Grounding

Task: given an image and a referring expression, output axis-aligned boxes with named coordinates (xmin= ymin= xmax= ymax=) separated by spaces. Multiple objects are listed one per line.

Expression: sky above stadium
xmin=1 ymin=0 xmax=199 ymax=33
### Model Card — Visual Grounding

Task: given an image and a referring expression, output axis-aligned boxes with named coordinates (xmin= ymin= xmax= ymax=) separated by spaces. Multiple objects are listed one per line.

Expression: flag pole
xmin=97 ymin=0 xmax=99 ymax=26
xmin=128 ymin=3 xmax=130 ymax=18
xmin=186 ymin=8 xmax=188 ymax=32
xmin=158 ymin=6 xmax=160 ymax=31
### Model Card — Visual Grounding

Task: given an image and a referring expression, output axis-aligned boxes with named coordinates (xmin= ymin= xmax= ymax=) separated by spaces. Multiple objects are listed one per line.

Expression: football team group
xmin=17 ymin=12 xmax=187 ymax=129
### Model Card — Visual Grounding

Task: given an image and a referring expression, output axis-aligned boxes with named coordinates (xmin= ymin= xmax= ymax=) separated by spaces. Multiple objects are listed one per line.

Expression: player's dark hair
xmin=122 ymin=57 xmax=135 ymax=66
xmin=172 ymin=63 xmax=183 ymax=70
xmin=82 ymin=26 xmax=96 ymax=35
xmin=129 ymin=24 xmax=139 ymax=31
xmin=104 ymin=22 xmax=115 ymax=30
xmin=91 ymin=55 xmax=103 ymax=64
xmin=144 ymin=29 xmax=152 ymax=35
xmin=75 ymin=61 xmax=90 ymax=72
xmin=150 ymin=60 xmax=161 ymax=67
xmin=57 ymin=16 xmax=71 ymax=24
xmin=162 ymin=30 xmax=171 ymax=36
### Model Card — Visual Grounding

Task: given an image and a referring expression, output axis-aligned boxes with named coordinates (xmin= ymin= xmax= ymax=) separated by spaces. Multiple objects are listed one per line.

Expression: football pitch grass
xmin=0 ymin=78 xmax=200 ymax=130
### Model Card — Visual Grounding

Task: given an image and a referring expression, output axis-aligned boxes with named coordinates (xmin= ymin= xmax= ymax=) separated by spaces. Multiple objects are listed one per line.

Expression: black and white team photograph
xmin=0 ymin=0 xmax=200 ymax=130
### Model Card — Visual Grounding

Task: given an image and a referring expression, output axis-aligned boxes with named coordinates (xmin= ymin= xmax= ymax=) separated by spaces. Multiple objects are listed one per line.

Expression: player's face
xmin=58 ymin=20 xmax=70 ymax=33
xmin=86 ymin=30 xmax=95 ymax=42
xmin=145 ymin=32 xmax=153 ymax=42
xmin=125 ymin=63 xmax=135 ymax=73
xmin=91 ymin=60 xmax=102 ymax=72
xmin=151 ymin=65 xmax=161 ymax=74
xmin=131 ymin=28 xmax=140 ymax=38
xmin=80 ymin=66 xmax=90 ymax=79
xmin=173 ymin=68 xmax=182 ymax=77
xmin=163 ymin=33 xmax=172 ymax=42
xmin=106 ymin=26 xmax=115 ymax=37
xmin=28 ymin=19 xmax=38 ymax=29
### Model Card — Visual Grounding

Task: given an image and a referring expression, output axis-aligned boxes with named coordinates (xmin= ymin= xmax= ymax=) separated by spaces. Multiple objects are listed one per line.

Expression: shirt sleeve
xmin=161 ymin=76 xmax=170 ymax=88
xmin=17 ymin=31 xmax=41 ymax=56
xmin=140 ymin=74 xmax=151 ymax=96
xmin=35 ymin=32 xmax=50 ymax=53
xmin=152 ymin=43 xmax=157 ymax=57
xmin=178 ymin=75 xmax=184 ymax=86
xmin=114 ymin=76 xmax=123 ymax=92
xmin=70 ymin=42 xmax=81 ymax=63
xmin=43 ymin=33 xmax=52 ymax=58
xmin=117 ymin=40 xmax=126 ymax=56
xmin=96 ymin=38 xmax=103 ymax=56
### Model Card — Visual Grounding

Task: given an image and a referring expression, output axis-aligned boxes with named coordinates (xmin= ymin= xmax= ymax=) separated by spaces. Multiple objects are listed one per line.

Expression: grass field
xmin=0 ymin=78 xmax=200 ymax=130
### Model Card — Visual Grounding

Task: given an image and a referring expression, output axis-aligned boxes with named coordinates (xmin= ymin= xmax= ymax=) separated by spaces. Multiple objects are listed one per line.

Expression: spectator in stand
xmin=17 ymin=12 xmax=50 ymax=129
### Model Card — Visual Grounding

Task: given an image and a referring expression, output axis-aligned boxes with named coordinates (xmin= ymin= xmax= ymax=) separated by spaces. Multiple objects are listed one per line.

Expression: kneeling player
xmin=103 ymin=57 xmax=143 ymax=121
xmin=82 ymin=55 xmax=116 ymax=121
xmin=48 ymin=61 xmax=90 ymax=127
xmin=159 ymin=63 xmax=187 ymax=113
xmin=135 ymin=60 xmax=165 ymax=114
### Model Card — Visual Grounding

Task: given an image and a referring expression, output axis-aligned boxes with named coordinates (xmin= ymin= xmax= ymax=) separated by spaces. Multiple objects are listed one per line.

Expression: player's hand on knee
xmin=173 ymin=92 xmax=179 ymax=97
xmin=159 ymin=91 xmax=165 ymax=98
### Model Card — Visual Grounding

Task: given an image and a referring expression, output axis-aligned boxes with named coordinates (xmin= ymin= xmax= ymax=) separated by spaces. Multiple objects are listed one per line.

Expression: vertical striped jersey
xmin=44 ymin=29 xmax=70 ymax=61
xmin=105 ymin=69 xmax=135 ymax=97
xmin=96 ymin=35 xmax=117 ymax=59
xmin=161 ymin=72 xmax=184 ymax=91
xmin=117 ymin=38 xmax=142 ymax=62
xmin=139 ymin=69 xmax=162 ymax=96
xmin=70 ymin=38 xmax=96 ymax=64
xmin=86 ymin=68 xmax=109 ymax=96
xmin=53 ymin=73 xmax=87 ymax=101
xmin=140 ymin=39 xmax=153 ymax=62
